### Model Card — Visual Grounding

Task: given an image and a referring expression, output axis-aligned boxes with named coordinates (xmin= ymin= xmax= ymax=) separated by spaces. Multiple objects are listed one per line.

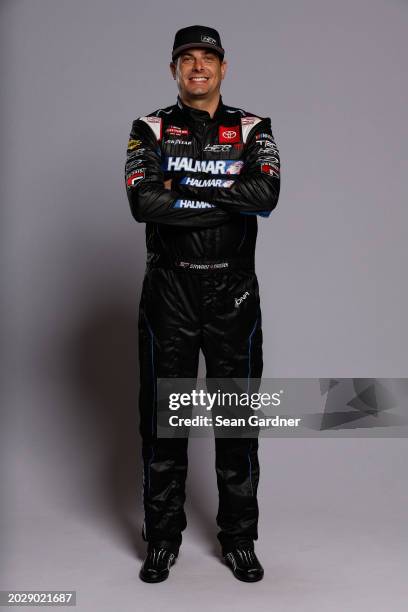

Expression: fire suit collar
xmin=176 ymin=95 xmax=225 ymax=123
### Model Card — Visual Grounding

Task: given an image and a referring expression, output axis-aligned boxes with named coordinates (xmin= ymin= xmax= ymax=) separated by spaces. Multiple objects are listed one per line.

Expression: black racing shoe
xmin=139 ymin=542 xmax=179 ymax=583
xmin=223 ymin=542 xmax=264 ymax=582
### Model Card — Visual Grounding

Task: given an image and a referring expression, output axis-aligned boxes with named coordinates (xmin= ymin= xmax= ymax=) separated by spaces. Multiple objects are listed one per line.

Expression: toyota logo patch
xmin=219 ymin=125 xmax=240 ymax=144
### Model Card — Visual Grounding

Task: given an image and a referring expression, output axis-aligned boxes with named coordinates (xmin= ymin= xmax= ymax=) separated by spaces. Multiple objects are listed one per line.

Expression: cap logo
xmin=201 ymin=35 xmax=216 ymax=45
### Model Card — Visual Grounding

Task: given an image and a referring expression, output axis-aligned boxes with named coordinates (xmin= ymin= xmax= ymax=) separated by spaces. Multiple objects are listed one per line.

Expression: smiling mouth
xmin=189 ymin=76 xmax=209 ymax=82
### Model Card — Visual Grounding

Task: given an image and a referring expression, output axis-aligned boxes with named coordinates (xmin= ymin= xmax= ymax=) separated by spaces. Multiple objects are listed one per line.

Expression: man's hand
xmin=164 ymin=179 xmax=172 ymax=190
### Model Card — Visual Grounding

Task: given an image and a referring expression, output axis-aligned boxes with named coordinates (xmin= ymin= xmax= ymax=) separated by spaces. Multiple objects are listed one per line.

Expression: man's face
xmin=170 ymin=48 xmax=227 ymax=99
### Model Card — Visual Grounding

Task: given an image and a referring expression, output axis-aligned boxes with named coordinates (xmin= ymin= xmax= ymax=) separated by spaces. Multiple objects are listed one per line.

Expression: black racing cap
xmin=172 ymin=25 xmax=225 ymax=62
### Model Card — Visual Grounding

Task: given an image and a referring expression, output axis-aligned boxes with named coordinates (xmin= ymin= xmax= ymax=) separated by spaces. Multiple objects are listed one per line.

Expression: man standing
xmin=125 ymin=25 xmax=280 ymax=583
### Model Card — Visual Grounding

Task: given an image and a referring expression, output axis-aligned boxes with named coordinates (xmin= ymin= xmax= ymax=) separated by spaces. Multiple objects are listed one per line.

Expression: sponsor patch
xmin=219 ymin=125 xmax=240 ymax=144
xmin=126 ymin=159 xmax=144 ymax=172
xmin=241 ymin=116 xmax=262 ymax=143
xmin=241 ymin=116 xmax=258 ymax=125
xmin=235 ymin=291 xmax=250 ymax=308
xmin=258 ymin=155 xmax=280 ymax=164
xmin=127 ymin=147 xmax=146 ymax=157
xmin=257 ymin=140 xmax=278 ymax=150
xmin=256 ymin=132 xmax=274 ymax=141
xmin=164 ymin=139 xmax=192 ymax=146
xmin=126 ymin=169 xmax=145 ymax=188
xmin=181 ymin=176 xmax=235 ymax=188
xmin=225 ymin=160 xmax=244 ymax=175
xmin=173 ymin=199 xmax=215 ymax=209
xmin=140 ymin=116 xmax=162 ymax=140
xmin=166 ymin=126 xmax=190 ymax=136
xmin=204 ymin=144 xmax=232 ymax=152
xmin=127 ymin=139 xmax=142 ymax=151
xmin=261 ymin=163 xmax=280 ymax=177
xmin=163 ymin=157 xmax=244 ymax=175
xmin=256 ymin=133 xmax=279 ymax=152
xmin=177 ymin=261 xmax=229 ymax=270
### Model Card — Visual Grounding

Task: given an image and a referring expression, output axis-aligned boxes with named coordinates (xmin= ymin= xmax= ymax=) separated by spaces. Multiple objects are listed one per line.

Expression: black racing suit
xmin=125 ymin=95 xmax=280 ymax=552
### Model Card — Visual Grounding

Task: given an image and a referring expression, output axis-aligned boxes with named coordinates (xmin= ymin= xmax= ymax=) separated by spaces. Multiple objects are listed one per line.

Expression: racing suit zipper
xmin=194 ymin=118 xmax=216 ymax=259
xmin=201 ymin=120 xmax=218 ymax=258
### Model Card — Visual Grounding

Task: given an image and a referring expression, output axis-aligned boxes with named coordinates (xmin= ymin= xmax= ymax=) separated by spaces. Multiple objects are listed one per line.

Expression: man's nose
xmin=192 ymin=58 xmax=205 ymax=71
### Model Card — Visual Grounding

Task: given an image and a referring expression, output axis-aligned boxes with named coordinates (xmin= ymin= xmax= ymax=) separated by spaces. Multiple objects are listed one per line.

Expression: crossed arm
xmin=125 ymin=117 xmax=280 ymax=226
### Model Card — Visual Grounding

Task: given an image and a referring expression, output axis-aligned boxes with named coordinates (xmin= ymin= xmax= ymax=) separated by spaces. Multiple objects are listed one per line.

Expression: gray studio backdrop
xmin=2 ymin=1 xmax=408 ymax=611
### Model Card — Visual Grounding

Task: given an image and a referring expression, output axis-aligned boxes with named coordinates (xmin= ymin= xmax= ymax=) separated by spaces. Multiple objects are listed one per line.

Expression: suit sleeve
xmin=125 ymin=119 xmax=231 ymax=227
xmin=177 ymin=118 xmax=280 ymax=217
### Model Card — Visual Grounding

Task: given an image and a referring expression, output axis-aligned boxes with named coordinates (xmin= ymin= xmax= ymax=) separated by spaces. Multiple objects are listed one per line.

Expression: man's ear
xmin=169 ymin=62 xmax=176 ymax=80
xmin=221 ymin=60 xmax=227 ymax=80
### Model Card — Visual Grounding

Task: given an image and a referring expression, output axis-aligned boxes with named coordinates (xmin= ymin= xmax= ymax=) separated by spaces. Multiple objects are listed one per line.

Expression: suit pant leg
xmin=138 ymin=268 xmax=201 ymax=545
xmin=201 ymin=271 xmax=263 ymax=551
